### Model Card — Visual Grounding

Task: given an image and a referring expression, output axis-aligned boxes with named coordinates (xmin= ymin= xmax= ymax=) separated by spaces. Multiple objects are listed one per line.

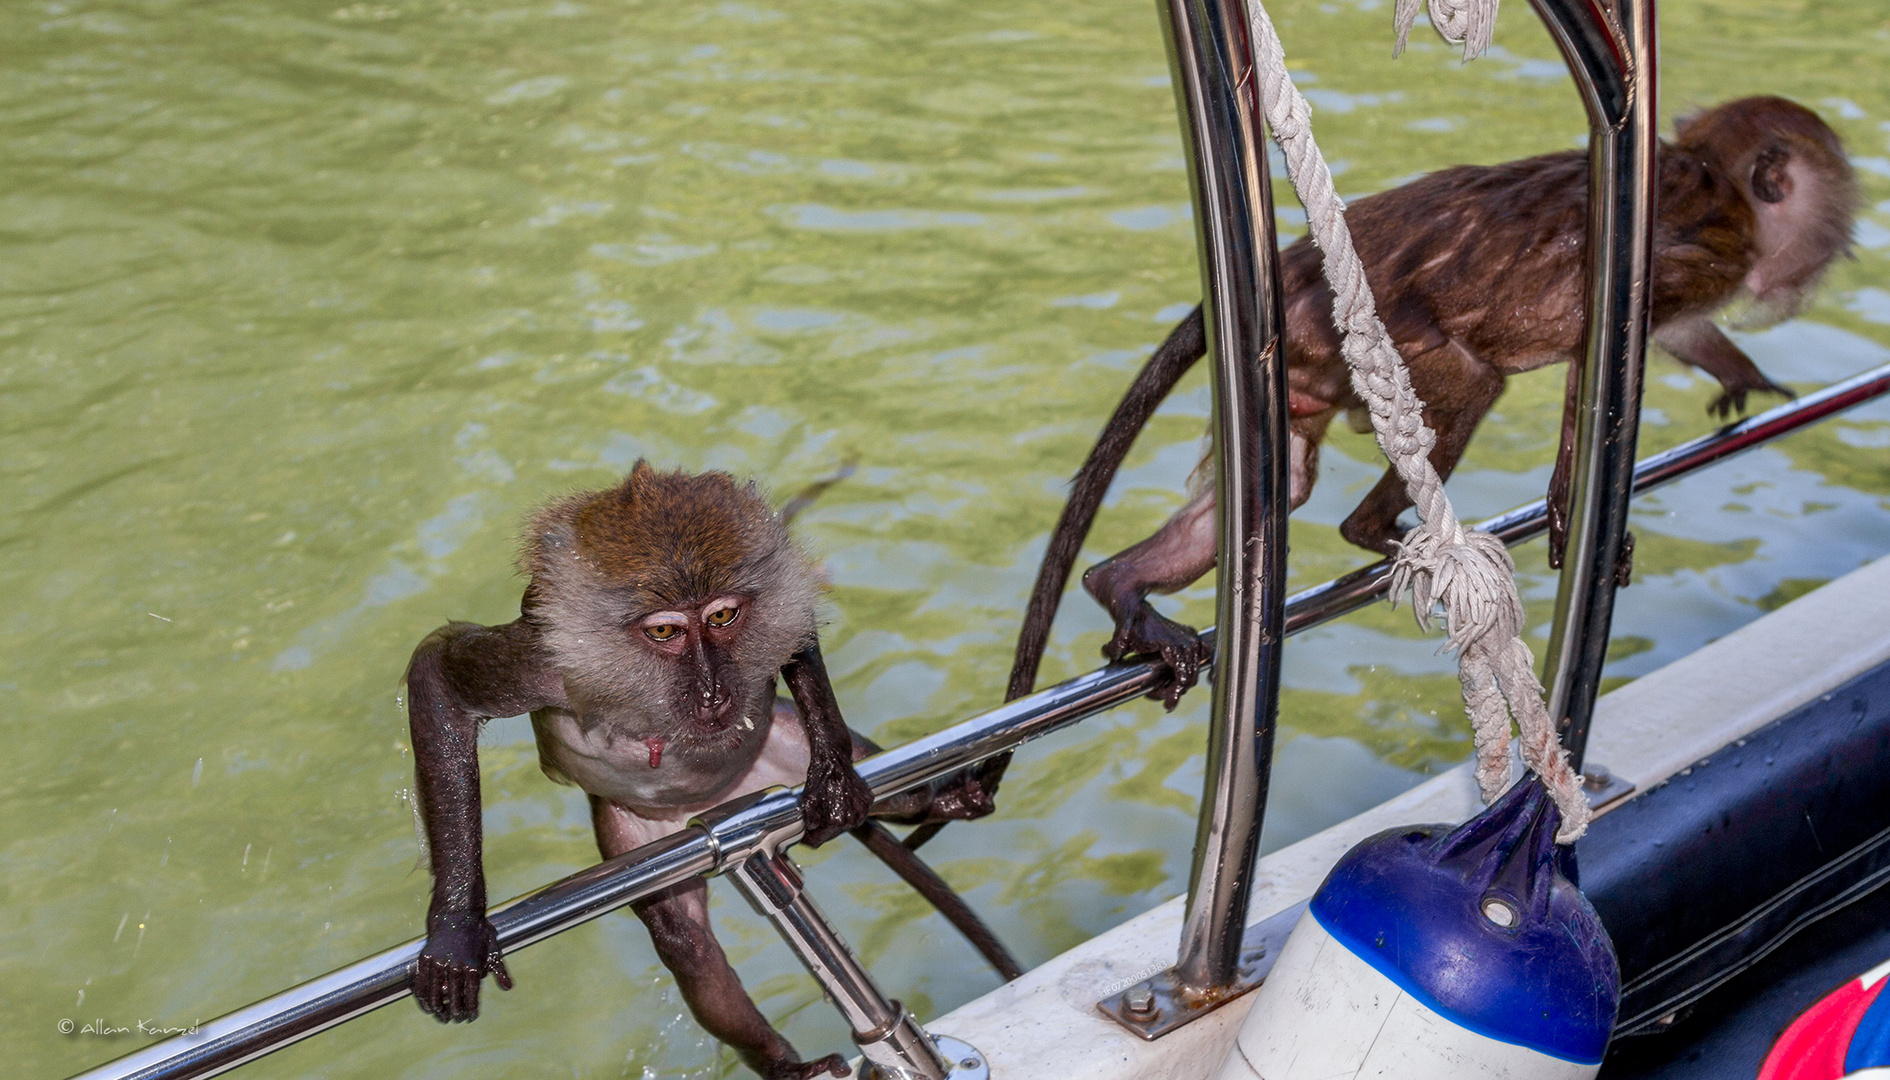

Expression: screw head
xmin=960 ymin=1057 xmax=980 ymax=1070
xmin=1124 ymin=984 xmax=1157 ymax=1017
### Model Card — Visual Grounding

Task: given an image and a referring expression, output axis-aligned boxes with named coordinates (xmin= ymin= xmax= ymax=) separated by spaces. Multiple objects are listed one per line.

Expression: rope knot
xmin=1394 ymin=0 xmax=1500 ymax=61
xmin=1389 ymin=523 xmax=1518 ymax=649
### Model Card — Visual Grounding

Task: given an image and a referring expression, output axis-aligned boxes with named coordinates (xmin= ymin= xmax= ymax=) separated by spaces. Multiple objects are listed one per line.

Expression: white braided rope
xmin=1394 ymin=0 xmax=1501 ymax=60
xmin=1246 ymin=0 xmax=1589 ymax=841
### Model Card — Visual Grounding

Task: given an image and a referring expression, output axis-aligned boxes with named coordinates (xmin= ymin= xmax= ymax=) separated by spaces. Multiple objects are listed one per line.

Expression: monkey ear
xmin=621 ymin=459 xmax=656 ymax=502
xmin=1751 ymin=144 xmax=1792 ymax=204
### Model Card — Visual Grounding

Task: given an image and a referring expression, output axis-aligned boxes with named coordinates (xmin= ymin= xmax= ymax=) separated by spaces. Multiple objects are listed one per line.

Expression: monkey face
xmin=522 ymin=465 xmax=823 ymax=739
xmin=541 ymin=567 xmax=812 ymax=743
xmin=631 ymin=594 xmax=758 ymax=729
xmin=1677 ymin=96 xmax=1858 ymax=322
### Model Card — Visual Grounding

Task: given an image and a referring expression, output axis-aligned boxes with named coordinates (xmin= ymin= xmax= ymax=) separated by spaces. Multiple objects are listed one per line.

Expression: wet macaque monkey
xmin=403 ymin=463 xmax=1005 ymax=1080
xmin=1011 ymin=96 xmax=1857 ymax=710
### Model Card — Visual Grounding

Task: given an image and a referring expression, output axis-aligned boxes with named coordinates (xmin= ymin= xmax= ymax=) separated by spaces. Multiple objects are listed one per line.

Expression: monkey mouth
xmin=687 ymin=708 xmax=758 ymax=737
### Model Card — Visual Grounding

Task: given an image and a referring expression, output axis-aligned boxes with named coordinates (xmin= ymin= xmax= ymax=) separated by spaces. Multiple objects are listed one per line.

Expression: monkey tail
xmin=779 ymin=457 xmax=860 ymax=528
xmin=1004 ymin=304 xmax=1207 ymax=703
xmin=849 ymin=821 xmax=1024 ymax=982
xmin=901 ymin=308 xmax=1208 ymax=858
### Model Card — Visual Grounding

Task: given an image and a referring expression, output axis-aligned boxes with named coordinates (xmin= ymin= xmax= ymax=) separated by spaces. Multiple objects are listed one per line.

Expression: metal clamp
xmin=726 ymin=850 xmax=981 ymax=1080
xmin=1098 ymin=903 xmax=1305 ymax=1039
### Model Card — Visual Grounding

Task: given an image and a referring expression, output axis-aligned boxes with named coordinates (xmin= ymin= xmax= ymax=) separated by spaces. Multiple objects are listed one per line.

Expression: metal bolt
xmin=1481 ymin=897 xmax=1518 ymax=928
xmin=1583 ymin=765 xmax=1614 ymax=791
xmin=960 ymin=1057 xmax=981 ymax=1070
xmin=1124 ymin=984 xmax=1157 ymax=1018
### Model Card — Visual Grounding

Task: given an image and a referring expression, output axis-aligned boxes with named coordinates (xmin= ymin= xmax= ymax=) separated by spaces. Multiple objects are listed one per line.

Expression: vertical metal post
xmin=1167 ymin=0 xmax=1289 ymax=995
xmin=727 ymin=852 xmax=962 ymax=1080
xmin=1526 ymin=0 xmax=1658 ymax=770
xmin=1100 ymin=0 xmax=1288 ymax=1037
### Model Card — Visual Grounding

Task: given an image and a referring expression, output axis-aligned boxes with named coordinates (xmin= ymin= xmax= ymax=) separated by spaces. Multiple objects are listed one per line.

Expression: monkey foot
xmin=925 ymin=770 xmax=997 ymax=822
xmin=865 ymin=767 xmax=996 ymax=829
xmin=1103 ymin=606 xmax=1211 ymax=711
xmin=766 ymin=1053 xmax=850 ymax=1079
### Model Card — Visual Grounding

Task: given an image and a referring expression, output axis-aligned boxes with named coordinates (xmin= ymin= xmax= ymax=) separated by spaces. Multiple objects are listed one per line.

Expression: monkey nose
xmin=695 ymin=683 xmax=732 ymax=722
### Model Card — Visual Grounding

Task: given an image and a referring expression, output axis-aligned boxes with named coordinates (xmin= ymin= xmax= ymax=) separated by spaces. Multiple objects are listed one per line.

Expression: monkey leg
xmin=1547 ymin=355 xmax=1580 ymax=569
xmin=1339 ymin=343 xmax=1503 ymax=555
xmin=1081 ymin=487 xmax=1218 ymax=710
xmin=595 ymin=798 xmax=848 ymax=1080
xmin=1078 ymin=408 xmax=1331 ymax=709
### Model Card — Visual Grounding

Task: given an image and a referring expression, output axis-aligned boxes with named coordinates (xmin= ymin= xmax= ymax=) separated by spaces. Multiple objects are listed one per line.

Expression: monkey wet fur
xmin=404 ymin=463 xmax=998 ymax=1080
xmin=1011 ymin=96 xmax=1858 ymax=711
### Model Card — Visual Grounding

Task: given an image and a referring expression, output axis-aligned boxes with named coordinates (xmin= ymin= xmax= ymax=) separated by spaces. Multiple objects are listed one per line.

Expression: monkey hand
xmin=800 ymin=760 xmax=873 ymax=847
xmin=765 ymin=1052 xmax=850 ymax=1079
xmin=1708 ymin=377 xmax=1794 ymax=420
xmin=1103 ymin=604 xmax=1211 ymax=711
xmin=414 ymin=908 xmax=513 ymax=1023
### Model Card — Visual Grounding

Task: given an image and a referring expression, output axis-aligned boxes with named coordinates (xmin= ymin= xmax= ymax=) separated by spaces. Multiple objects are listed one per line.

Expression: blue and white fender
xmin=1215 ymin=778 xmax=1618 ymax=1080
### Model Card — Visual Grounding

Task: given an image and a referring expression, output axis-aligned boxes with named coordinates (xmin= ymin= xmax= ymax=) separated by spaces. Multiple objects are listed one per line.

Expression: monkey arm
xmin=1654 ymin=316 xmax=1794 ymax=418
xmin=405 ymin=619 xmax=564 ymax=1022
xmin=780 ymin=643 xmax=873 ymax=847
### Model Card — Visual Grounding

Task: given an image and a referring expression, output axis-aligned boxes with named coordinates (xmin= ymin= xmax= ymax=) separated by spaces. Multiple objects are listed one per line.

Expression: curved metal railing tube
xmin=1156 ymin=0 xmax=1291 ymax=999
xmin=1266 ymin=361 xmax=1890 ymax=643
xmin=70 ymin=827 xmax=719 ymax=1080
xmin=1525 ymin=0 xmax=1660 ymax=769
xmin=64 ymin=358 xmax=1890 ymax=1080
xmin=725 ymin=851 xmax=953 ymax=1080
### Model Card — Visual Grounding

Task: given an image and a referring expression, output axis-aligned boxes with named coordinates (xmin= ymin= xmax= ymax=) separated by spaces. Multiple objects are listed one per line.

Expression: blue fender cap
xmin=1309 ymin=777 xmax=1620 ymax=1064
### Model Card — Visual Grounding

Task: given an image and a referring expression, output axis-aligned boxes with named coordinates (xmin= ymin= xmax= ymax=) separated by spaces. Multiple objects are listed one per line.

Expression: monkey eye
xmin=644 ymin=624 xmax=680 ymax=642
xmin=705 ymin=606 xmax=739 ymax=628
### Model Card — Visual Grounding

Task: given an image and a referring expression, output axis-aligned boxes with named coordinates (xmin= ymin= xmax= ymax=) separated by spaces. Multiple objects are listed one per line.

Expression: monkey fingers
xmin=799 ymin=759 xmax=873 ymax=847
xmin=414 ymin=910 xmax=511 ymax=1022
xmin=921 ymin=768 xmax=997 ymax=822
xmin=1708 ymin=386 xmax=1749 ymax=420
xmin=765 ymin=1053 xmax=850 ymax=1079
xmin=1103 ymin=605 xmax=1210 ymax=711
xmin=1708 ymin=378 xmax=1794 ymax=420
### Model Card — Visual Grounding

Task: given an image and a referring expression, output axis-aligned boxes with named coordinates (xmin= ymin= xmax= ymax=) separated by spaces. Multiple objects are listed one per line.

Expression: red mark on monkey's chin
xmin=648 ymin=737 xmax=664 ymax=769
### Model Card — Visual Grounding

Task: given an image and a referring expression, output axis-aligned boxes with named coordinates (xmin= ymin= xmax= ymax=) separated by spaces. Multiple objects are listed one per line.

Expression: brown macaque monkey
xmin=1012 ymin=95 xmax=1857 ymax=713
xmin=403 ymin=463 xmax=1005 ymax=1080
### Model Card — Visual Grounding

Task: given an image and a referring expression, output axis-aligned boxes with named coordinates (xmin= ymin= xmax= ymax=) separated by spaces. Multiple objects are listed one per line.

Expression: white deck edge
xmin=931 ymin=554 xmax=1890 ymax=1080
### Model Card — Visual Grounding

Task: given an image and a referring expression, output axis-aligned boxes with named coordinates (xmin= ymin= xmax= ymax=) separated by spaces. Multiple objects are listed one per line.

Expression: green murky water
xmin=5 ymin=0 xmax=1888 ymax=1076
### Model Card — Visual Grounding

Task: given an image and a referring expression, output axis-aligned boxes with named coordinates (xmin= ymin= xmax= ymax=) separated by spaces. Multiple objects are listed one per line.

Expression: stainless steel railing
xmin=71 ymin=359 xmax=1890 ymax=1080
xmin=1529 ymin=0 xmax=1660 ymax=768
xmin=1158 ymin=0 xmax=1291 ymax=1007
